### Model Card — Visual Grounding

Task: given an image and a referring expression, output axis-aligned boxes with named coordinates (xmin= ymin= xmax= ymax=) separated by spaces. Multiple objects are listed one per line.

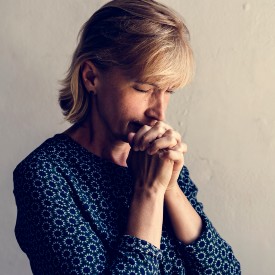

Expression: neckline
xmin=55 ymin=133 xmax=129 ymax=170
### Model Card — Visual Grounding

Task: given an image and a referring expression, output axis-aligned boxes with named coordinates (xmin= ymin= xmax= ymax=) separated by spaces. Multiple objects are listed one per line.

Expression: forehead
xmin=102 ymin=64 xmax=182 ymax=90
xmin=121 ymin=67 xmax=179 ymax=89
xmin=127 ymin=60 xmax=187 ymax=90
xmin=133 ymin=71 xmax=181 ymax=89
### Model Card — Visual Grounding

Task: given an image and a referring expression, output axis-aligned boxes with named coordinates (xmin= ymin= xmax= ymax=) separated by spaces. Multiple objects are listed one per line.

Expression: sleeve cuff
xmin=176 ymin=214 xmax=220 ymax=267
xmin=118 ymin=235 xmax=163 ymax=261
xmin=108 ymin=235 xmax=162 ymax=273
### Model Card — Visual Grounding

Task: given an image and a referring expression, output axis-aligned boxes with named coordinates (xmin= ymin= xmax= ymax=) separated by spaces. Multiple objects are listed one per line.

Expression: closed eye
xmin=166 ymin=90 xmax=175 ymax=94
xmin=134 ymin=87 xmax=151 ymax=93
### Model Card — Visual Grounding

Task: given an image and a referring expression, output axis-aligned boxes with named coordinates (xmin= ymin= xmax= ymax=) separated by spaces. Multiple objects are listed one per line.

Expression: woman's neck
xmin=63 ymin=120 xmax=131 ymax=167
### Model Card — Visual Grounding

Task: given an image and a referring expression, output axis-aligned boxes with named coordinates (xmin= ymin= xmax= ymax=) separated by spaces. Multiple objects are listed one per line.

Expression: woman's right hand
xmin=126 ymin=122 xmax=181 ymax=247
xmin=127 ymin=121 xmax=185 ymax=194
xmin=127 ymin=148 xmax=174 ymax=194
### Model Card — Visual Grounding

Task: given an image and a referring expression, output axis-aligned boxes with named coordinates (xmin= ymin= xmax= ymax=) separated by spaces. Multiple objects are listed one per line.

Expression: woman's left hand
xmin=128 ymin=121 xmax=187 ymax=191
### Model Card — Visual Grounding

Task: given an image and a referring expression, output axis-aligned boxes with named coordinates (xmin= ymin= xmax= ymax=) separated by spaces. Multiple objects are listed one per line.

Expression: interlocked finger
xmin=171 ymin=141 xmax=188 ymax=154
xmin=146 ymin=129 xmax=182 ymax=154
xmin=147 ymin=136 xmax=178 ymax=155
xmin=131 ymin=125 xmax=151 ymax=149
xmin=158 ymin=149 xmax=184 ymax=164
xmin=133 ymin=122 xmax=172 ymax=151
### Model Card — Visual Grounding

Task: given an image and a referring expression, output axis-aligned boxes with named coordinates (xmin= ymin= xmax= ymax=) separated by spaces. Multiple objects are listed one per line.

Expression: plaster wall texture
xmin=0 ymin=1 xmax=274 ymax=274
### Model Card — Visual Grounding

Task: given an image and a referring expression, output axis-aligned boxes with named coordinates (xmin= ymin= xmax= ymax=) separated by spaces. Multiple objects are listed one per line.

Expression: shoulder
xmin=13 ymin=134 xmax=75 ymax=201
xmin=13 ymin=134 xmax=68 ymax=179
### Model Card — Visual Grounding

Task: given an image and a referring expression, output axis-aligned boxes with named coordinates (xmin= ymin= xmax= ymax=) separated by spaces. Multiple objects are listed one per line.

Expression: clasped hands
xmin=127 ymin=121 xmax=187 ymax=194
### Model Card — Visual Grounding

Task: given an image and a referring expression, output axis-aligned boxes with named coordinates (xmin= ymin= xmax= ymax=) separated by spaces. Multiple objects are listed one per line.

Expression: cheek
xmin=119 ymin=106 xmax=138 ymax=120
xmin=125 ymin=100 xmax=145 ymax=116
xmin=120 ymin=96 xmax=144 ymax=113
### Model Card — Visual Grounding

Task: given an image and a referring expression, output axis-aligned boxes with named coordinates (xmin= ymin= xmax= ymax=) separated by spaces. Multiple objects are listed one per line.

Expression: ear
xmin=81 ymin=61 xmax=99 ymax=94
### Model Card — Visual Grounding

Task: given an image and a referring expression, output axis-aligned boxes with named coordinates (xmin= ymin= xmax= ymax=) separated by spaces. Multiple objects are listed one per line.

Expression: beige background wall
xmin=1 ymin=1 xmax=274 ymax=274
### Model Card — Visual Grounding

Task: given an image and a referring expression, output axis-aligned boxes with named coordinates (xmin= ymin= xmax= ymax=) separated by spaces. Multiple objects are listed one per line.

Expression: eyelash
xmin=166 ymin=90 xmax=175 ymax=94
xmin=134 ymin=88 xmax=151 ymax=93
xmin=134 ymin=88 xmax=174 ymax=94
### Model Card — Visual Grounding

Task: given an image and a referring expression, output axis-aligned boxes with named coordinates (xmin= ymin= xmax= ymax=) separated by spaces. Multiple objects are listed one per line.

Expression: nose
xmin=145 ymin=92 xmax=168 ymax=121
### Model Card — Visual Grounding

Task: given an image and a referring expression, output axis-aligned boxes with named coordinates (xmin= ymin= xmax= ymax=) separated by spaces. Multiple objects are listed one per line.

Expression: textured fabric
xmin=13 ymin=133 xmax=241 ymax=274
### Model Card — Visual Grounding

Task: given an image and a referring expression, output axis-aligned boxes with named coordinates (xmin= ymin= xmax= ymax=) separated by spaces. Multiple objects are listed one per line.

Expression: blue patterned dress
xmin=13 ymin=133 xmax=241 ymax=274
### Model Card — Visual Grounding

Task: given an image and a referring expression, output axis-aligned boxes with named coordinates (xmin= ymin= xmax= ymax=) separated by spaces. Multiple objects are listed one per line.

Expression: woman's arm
xmin=165 ymin=166 xmax=241 ymax=274
xmin=13 ymin=156 xmax=163 ymax=274
xmin=127 ymin=122 xmax=241 ymax=274
xmin=126 ymin=186 xmax=165 ymax=248
xmin=126 ymin=128 xmax=176 ymax=248
xmin=126 ymin=149 xmax=174 ymax=248
xmin=164 ymin=183 xmax=203 ymax=244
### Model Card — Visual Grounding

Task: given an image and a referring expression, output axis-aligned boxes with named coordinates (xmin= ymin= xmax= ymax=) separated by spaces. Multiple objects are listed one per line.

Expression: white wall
xmin=1 ymin=1 xmax=274 ymax=274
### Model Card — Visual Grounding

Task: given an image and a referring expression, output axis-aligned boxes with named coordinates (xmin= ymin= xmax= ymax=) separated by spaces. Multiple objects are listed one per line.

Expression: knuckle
xmin=155 ymin=121 xmax=163 ymax=127
xmin=164 ymin=135 xmax=171 ymax=141
xmin=141 ymin=134 xmax=147 ymax=142
xmin=149 ymin=141 xmax=157 ymax=151
xmin=162 ymin=149 xmax=172 ymax=158
xmin=142 ymin=125 xmax=151 ymax=131
xmin=155 ymin=125 xmax=162 ymax=132
xmin=156 ymin=121 xmax=170 ymax=130
xmin=166 ymin=129 xmax=174 ymax=135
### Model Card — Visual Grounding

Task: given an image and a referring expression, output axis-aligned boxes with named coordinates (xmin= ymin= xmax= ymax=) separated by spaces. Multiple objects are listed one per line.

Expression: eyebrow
xmin=135 ymin=81 xmax=160 ymax=89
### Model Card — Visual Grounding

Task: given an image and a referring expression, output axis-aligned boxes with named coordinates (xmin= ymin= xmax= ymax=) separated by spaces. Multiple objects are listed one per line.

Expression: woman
xmin=13 ymin=0 xmax=241 ymax=274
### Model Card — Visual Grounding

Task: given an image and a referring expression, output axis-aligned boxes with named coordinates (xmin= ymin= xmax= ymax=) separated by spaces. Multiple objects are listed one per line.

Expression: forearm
xmin=164 ymin=183 xmax=202 ymax=244
xmin=126 ymin=187 xmax=165 ymax=248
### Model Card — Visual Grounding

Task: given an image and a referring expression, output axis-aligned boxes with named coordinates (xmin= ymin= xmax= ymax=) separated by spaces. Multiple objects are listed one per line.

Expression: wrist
xmin=164 ymin=183 xmax=181 ymax=199
xmin=133 ymin=179 xmax=166 ymax=198
xmin=133 ymin=185 xmax=165 ymax=201
xmin=128 ymin=182 xmax=165 ymax=248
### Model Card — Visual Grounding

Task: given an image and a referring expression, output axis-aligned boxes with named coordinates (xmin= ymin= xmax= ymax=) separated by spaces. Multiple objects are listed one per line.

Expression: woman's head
xmin=59 ymin=0 xmax=194 ymax=124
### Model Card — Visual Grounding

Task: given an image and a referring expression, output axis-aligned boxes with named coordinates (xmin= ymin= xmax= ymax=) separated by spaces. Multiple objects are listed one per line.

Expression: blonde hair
xmin=59 ymin=0 xmax=194 ymax=124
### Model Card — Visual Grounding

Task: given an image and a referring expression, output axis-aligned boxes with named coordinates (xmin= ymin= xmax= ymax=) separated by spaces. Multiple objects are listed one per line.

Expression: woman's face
xmin=90 ymin=66 xmax=174 ymax=143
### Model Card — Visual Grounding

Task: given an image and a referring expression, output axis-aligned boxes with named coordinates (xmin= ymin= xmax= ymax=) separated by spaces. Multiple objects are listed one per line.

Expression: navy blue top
xmin=13 ymin=133 xmax=241 ymax=274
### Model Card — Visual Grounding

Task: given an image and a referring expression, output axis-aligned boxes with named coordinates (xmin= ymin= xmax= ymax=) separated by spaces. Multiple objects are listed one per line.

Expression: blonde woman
xmin=13 ymin=0 xmax=241 ymax=274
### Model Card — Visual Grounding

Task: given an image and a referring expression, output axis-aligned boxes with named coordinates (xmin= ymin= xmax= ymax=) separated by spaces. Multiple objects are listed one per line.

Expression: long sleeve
xmin=13 ymin=157 xmax=162 ymax=274
xmin=175 ymin=166 xmax=241 ymax=274
xmin=13 ymin=134 xmax=241 ymax=274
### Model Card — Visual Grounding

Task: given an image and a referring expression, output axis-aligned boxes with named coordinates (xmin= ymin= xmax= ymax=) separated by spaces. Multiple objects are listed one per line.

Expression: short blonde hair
xmin=59 ymin=0 xmax=194 ymax=124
